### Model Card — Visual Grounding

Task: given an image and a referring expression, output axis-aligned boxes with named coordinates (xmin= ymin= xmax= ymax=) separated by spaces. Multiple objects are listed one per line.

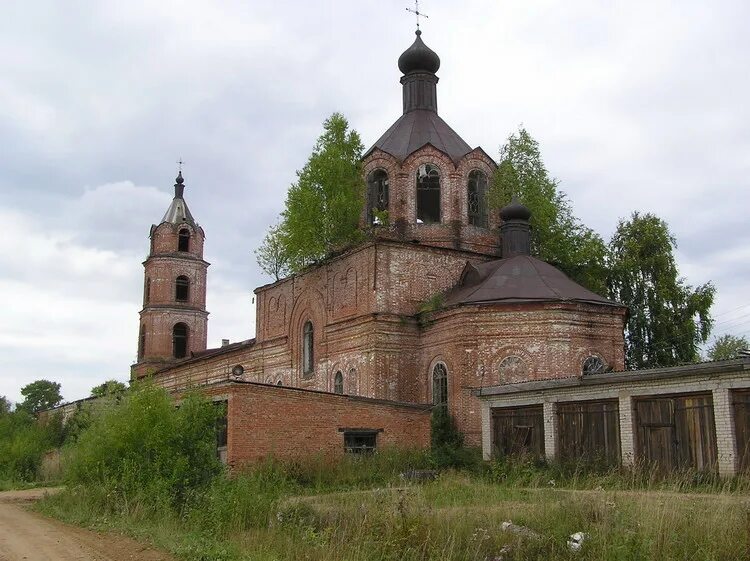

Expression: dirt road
xmin=0 ymin=488 xmax=174 ymax=561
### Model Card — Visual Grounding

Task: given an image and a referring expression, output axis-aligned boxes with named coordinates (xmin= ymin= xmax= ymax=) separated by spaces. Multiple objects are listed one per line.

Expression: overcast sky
xmin=1 ymin=0 xmax=749 ymax=404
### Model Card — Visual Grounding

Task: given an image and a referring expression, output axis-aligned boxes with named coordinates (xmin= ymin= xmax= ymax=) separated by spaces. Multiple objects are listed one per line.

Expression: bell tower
xmin=131 ymin=171 xmax=209 ymax=379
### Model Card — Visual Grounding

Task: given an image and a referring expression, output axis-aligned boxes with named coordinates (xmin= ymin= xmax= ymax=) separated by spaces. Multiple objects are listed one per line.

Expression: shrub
xmin=0 ymin=408 xmax=62 ymax=482
xmin=63 ymin=383 xmax=223 ymax=511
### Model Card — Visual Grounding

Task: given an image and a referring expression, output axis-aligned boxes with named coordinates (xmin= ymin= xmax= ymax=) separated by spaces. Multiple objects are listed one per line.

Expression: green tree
xmin=0 ymin=396 xmax=10 ymax=415
xmin=18 ymin=380 xmax=62 ymax=415
xmin=489 ymin=127 xmax=609 ymax=294
xmin=255 ymin=222 xmax=290 ymax=281
xmin=90 ymin=379 xmax=127 ymax=398
xmin=608 ymin=212 xmax=715 ymax=369
xmin=273 ymin=113 xmax=365 ymax=273
xmin=706 ymin=334 xmax=749 ymax=361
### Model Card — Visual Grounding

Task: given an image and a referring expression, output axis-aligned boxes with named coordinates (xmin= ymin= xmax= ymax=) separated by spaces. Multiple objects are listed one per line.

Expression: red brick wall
xmin=362 ymin=146 xmax=500 ymax=256
xmin=205 ymin=382 xmax=431 ymax=467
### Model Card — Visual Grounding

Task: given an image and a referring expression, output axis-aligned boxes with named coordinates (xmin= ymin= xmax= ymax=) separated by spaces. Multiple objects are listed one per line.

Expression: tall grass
xmin=0 ymin=407 xmax=62 ymax=485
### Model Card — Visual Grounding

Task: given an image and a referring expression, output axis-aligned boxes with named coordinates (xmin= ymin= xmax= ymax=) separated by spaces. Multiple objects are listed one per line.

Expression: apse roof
xmin=365 ymin=109 xmax=473 ymax=164
xmin=444 ymin=254 xmax=622 ymax=308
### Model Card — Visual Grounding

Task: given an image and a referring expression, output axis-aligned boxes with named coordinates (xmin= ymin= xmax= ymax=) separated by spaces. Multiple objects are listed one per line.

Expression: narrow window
xmin=367 ymin=169 xmax=389 ymax=224
xmin=175 ymin=275 xmax=189 ymax=302
xmin=215 ymin=401 xmax=228 ymax=464
xmin=302 ymin=321 xmax=314 ymax=376
xmin=344 ymin=430 xmax=377 ymax=454
xmin=178 ymin=229 xmax=190 ymax=252
xmin=138 ymin=324 xmax=146 ymax=360
xmin=144 ymin=278 xmax=151 ymax=305
xmin=334 ymin=371 xmax=344 ymax=394
xmin=277 ymin=380 xmax=283 ymax=386
xmin=173 ymin=323 xmax=188 ymax=358
xmin=416 ymin=164 xmax=441 ymax=224
xmin=432 ymin=363 xmax=448 ymax=407
xmin=467 ymin=170 xmax=488 ymax=227
xmin=582 ymin=356 xmax=605 ymax=375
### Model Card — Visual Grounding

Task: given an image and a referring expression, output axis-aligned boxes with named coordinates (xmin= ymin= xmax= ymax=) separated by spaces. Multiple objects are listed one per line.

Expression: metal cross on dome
xmin=406 ymin=0 xmax=429 ymax=29
xmin=177 ymin=158 xmax=185 ymax=172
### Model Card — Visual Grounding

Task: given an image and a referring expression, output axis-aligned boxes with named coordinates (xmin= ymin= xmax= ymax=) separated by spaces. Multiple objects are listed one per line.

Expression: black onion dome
xmin=175 ymin=170 xmax=184 ymax=185
xmin=398 ymin=30 xmax=440 ymax=74
xmin=500 ymin=197 xmax=532 ymax=221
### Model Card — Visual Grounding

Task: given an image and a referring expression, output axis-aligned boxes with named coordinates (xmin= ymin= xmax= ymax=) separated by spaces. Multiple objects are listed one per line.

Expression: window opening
xmin=432 ymin=363 xmax=448 ymax=407
xmin=173 ymin=323 xmax=188 ymax=358
xmin=467 ymin=170 xmax=488 ymax=227
xmin=334 ymin=371 xmax=344 ymax=394
xmin=367 ymin=169 xmax=389 ymax=224
xmin=215 ymin=401 xmax=228 ymax=464
xmin=145 ymin=278 xmax=151 ymax=304
xmin=344 ymin=430 xmax=377 ymax=454
xmin=178 ymin=229 xmax=190 ymax=252
xmin=175 ymin=275 xmax=189 ymax=302
xmin=416 ymin=164 xmax=441 ymax=224
xmin=302 ymin=321 xmax=314 ymax=376
xmin=582 ymin=356 xmax=605 ymax=375
xmin=138 ymin=324 xmax=146 ymax=360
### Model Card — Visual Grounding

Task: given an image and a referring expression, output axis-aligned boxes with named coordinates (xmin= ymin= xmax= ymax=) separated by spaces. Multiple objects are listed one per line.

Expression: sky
xmin=1 ymin=0 xmax=749 ymax=404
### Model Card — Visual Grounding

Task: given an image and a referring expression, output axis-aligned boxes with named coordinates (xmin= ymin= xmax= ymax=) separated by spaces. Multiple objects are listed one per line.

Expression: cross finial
xmin=177 ymin=158 xmax=184 ymax=172
xmin=406 ymin=0 xmax=428 ymax=30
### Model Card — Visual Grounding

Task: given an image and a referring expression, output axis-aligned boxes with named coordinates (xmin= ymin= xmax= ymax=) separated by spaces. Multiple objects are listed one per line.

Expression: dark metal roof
xmin=160 ymin=172 xmax=197 ymax=228
xmin=365 ymin=109 xmax=473 ymax=164
xmin=398 ymin=30 xmax=440 ymax=74
xmin=444 ymin=254 xmax=622 ymax=307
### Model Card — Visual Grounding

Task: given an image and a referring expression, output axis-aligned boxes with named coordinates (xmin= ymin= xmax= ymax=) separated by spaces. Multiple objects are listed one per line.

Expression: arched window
xmin=138 ymin=324 xmax=146 ymax=360
xmin=334 ymin=371 xmax=344 ymax=394
xmin=173 ymin=323 xmax=188 ymax=358
xmin=498 ymin=356 xmax=528 ymax=384
xmin=467 ymin=170 xmax=488 ymax=227
xmin=432 ymin=363 xmax=448 ymax=407
xmin=277 ymin=380 xmax=283 ymax=386
xmin=367 ymin=169 xmax=389 ymax=224
xmin=178 ymin=229 xmax=190 ymax=252
xmin=144 ymin=278 xmax=151 ymax=304
xmin=582 ymin=356 xmax=605 ymax=375
xmin=302 ymin=321 xmax=314 ymax=376
xmin=175 ymin=276 xmax=189 ymax=302
xmin=416 ymin=164 xmax=441 ymax=224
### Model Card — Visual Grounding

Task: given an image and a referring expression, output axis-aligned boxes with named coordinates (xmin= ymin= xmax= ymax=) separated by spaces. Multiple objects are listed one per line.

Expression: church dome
xmin=500 ymin=197 xmax=532 ymax=221
xmin=398 ymin=30 xmax=440 ymax=74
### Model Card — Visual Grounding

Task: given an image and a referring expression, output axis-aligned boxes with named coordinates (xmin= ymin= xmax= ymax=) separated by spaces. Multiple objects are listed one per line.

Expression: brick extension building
xmin=128 ymin=30 xmax=630 ymax=469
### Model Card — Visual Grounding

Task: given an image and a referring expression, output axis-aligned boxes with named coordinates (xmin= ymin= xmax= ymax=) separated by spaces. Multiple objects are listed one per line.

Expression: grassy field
xmin=38 ymin=460 xmax=750 ymax=561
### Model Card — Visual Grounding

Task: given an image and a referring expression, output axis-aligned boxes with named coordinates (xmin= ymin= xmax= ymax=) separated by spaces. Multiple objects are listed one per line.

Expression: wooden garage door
xmin=558 ymin=400 xmax=620 ymax=466
xmin=733 ymin=390 xmax=750 ymax=472
xmin=636 ymin=394 xmax=717 ymax=473
xmin=491 ymin=405 xmax=544 ymax=459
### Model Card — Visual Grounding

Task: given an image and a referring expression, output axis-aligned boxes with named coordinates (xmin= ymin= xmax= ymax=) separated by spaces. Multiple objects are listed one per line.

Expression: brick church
xmin=131 ymin=30 xmax=627 ymax=465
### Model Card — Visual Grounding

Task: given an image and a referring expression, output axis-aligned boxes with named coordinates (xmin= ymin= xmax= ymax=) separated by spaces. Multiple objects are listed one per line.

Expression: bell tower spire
xmin=131 ymin=169 xmax=210 ymax=379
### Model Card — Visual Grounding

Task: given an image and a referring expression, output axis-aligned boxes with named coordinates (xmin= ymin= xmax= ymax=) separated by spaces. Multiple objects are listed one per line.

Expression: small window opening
xmin=432 ymin=363 xmax=448 ymax=407
xmin=138 ymin=324 xmax=146 ymax=360
xmin=467 ymin=170 xmax=489 ymax=227
xmin=582 ymin=356 xmax=605 ymax=375
xmin=144 ymin=277 xmax=151 ymax=304
xmin=173 ymin=323 xmax=188 ymax=358
xmin=302 ymin=321 xmax=314 ymax=376
xmin=277 ymin=380 xmax=283 ymax=386
xmin=175 ymin=275 xmax=189 ymax=302
xmin=334 ymin=371 xmax=344 ymax=394
xmin=367 ymin=169 xmax=389 ymax=224
xmin=344 ymin=430 xmax=377 ymax=454
xmin=416 ymin=164 xmax=441 ymax=224
xmin=178 ymin=229 xmax=190 ymax=252
xmin=215 ymin=401 xmax=228 ymax=464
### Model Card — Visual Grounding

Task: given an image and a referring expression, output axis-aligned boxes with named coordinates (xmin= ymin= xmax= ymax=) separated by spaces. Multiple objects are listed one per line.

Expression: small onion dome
xmin=398 ymin=30 xmax=440 ymax=74
xmin=500 ymin=196 xmax=532 ymax=221
xmin=175 ymin=170 xmax=185 ymax=185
